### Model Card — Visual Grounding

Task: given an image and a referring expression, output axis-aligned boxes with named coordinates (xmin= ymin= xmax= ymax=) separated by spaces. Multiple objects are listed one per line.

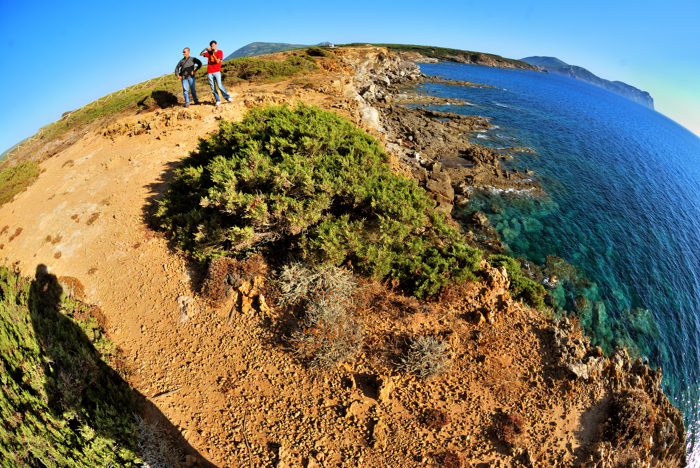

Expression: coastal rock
xmin=549 ymin=318 xmax=604 ymax=380
xmin=425 ymin=176 xmax=454 ymax=205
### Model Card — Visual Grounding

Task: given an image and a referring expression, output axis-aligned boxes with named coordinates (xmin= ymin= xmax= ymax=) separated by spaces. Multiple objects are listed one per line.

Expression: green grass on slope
xmin=0 ymin=161 xmax=41 ymax=207
xmin=0 ymin=266 xmax=140 ymax=467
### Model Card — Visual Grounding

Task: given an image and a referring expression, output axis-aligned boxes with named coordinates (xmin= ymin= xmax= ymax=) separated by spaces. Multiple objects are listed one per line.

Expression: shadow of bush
xmin=138 ymin=90 xmax=179 ymax=110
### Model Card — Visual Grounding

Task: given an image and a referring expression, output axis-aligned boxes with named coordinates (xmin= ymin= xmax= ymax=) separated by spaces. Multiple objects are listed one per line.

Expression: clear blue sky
xmin=1 ymin=0 xmax=699 ymax=153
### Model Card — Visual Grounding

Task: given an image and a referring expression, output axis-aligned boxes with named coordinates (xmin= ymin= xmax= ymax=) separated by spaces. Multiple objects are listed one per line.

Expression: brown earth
xmin=0 ymin=48 xmax=686 ymax=467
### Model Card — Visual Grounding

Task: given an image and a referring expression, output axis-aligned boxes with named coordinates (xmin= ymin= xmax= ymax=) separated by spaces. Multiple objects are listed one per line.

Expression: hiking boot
xmin=215 ymin=101 xmax=220 ymax=107
xmin=227 ymin=98 xmax=233 ymax=103
xmin=185 ymin=104 xmax=190 ymax=108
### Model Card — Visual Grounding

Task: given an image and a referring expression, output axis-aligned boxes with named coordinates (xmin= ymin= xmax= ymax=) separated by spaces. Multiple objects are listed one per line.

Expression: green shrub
xmin=0 ymin=266 xmax=140 ymax=466
xmin=0 ymin=161 xmax=40 ymax=206
xmin=156 ymin=104 xmax=481 ymax=297
xmin=488 ymin=254 xmax=546 ymax=309
xmin=305 ymin=46 xmax=335 ymax=59
xmin=221 ymin=55 xmax=317 ymax=83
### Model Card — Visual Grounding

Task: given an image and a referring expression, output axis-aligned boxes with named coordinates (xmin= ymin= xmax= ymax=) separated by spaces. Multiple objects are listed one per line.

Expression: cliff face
xmin=521 ymin=56 xmax=655 ymax=109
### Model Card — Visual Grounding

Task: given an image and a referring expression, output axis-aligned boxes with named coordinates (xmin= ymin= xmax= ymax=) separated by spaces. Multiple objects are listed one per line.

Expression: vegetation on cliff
xmin=488 ymin=254 xmax=546 ymax=310
xmin=156 ymin=103 xmax=482 ymax=298
xmin=0 ymin=266 xmax=139 ymax=466
xmin=366 ymin=43 xmax=539 ymax=70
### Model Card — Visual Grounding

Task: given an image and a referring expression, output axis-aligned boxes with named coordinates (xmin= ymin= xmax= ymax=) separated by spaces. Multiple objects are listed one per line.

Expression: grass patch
xmin=0 ymin=265 xmax=140 ymax=466
xmin=488 ymin=254 xmax=546 ymax=309
xmin=0 ymin=162 xmax=40 ymax=206
xmin=219 ymin=55 xmax=317 ymax=85
xmin=155 ymin=103 xmax=481 ymax=298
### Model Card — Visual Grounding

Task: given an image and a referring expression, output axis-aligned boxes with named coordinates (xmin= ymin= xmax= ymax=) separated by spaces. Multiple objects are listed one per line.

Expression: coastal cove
xmin=412 ymin=61 xmax=700 ymax=459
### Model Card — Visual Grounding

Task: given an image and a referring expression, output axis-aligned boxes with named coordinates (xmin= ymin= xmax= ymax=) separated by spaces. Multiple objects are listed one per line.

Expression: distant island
xmin=520 ymin=56 xmax=654 ymax=109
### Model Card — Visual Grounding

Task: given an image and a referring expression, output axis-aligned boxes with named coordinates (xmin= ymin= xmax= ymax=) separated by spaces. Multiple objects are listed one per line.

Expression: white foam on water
xmin=483 ymin=186 xmax=539 ymax=195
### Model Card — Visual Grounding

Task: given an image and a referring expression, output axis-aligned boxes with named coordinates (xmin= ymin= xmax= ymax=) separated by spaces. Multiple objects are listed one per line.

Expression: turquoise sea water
xmin=415 ymin=62 xmax=700 ymax=459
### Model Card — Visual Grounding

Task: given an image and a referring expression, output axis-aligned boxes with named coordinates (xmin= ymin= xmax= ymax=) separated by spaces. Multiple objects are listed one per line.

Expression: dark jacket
xmin=175 ymin=56 xmax=202 ymax=79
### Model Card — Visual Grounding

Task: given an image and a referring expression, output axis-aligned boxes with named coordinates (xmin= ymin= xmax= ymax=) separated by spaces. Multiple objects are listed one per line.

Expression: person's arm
xmin=193 ymin=58 xmax=203 ymax=73
xmin=175 ymin=59 xmax=183 ymax=80
xmin=214 ymin=50 xmax=222 ymax=64
xmin=199 ymin=48 xmax=209 ymax=57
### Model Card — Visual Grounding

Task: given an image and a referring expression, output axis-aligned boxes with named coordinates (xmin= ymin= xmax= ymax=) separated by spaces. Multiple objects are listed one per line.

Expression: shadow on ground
xmin=26 ymin=264 xmax=216 ymax=467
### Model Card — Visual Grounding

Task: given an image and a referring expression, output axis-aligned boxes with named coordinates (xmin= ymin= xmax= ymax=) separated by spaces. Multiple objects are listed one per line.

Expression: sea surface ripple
xmin=416 ymin=61 xmax=700 ymax=459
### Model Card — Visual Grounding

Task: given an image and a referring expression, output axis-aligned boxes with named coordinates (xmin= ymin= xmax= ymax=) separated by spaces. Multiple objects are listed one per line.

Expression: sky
xmin=1 ymin=0 xmax=699 ymax=153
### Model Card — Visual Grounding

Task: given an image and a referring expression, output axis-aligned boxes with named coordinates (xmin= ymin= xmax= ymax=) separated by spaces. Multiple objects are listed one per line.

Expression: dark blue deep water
xmin=416 ymin=62 xmax=700 ymax=459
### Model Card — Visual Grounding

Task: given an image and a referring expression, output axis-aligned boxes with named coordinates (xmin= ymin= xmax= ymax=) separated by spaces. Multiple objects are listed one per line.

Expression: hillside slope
xmin=521 ymin=56 xmax=654 ymax=108
xmin=223 ymin=42 xmax=309 ymax=60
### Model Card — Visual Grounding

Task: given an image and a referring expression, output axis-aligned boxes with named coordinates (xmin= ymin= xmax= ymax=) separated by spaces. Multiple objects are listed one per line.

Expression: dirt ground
xmin=0 ymin=54 xmax=654 ymax=468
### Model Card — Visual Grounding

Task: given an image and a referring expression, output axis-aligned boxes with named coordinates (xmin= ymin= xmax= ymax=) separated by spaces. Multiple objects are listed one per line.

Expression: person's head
xmin=182 ymin=47 xmax=190 ymax=58
xmin=210 ymin=41 xmax=217 ymax=50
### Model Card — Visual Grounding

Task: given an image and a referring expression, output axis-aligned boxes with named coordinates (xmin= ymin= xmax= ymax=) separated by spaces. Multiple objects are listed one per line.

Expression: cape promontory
xmin=520 ymin=56 xmax=654 ymax=109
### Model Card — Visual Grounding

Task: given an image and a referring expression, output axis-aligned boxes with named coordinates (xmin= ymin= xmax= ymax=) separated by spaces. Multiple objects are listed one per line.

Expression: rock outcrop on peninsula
xmin=0 ymin=45 xmax=687 ymax=467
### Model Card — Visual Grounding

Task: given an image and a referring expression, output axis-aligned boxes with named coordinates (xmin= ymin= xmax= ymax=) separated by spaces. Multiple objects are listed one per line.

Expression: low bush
xmin=201 ymin=254 xmax=267 ymax=307
xmin=424 ymin=408 xmax=451 ymax=430
xmin=221 ymin=55 xmax=318 ymax=83
xmin=398 ymin=335 xmax=451 ymax=379
xmin=496 ymin=411 xmax=527 ymax=448
xmin=436 ymin=450 xmax=462 ymax=468
xmin=488 ymin=254 xmax=546 ymax=309
xmin=137 ymin=90 xmax=179 ymax=110
xmin=0 ymin=266 xmax=140 ymax=466
xmin=0 ymin=161 xmax=40 ymax=206
xmin=602 ymin=389 xmax=657 ymax=450
xmin=278 ymin=262 xmax=356 ymax=307
xmin=281 ymin=264 xmax=363 ymax=369
xmin=306 ymin=46 xmax=335 ymax=59
xmin=156 ymin=104 xmax=482 ymax=298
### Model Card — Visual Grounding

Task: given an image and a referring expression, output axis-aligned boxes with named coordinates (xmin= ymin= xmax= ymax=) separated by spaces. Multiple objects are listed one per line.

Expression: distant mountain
xmin=224 ymin=42 xmax=331 ymax=60
xmin=518 ymin=56 xmax=569 ymax=68
xmin=520 ymin=56 xmax=653 ymax=109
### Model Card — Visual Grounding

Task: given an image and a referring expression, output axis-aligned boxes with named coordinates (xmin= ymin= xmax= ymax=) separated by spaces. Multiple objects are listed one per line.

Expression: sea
xmin=414 ymin=61 xmax=700 ymax=460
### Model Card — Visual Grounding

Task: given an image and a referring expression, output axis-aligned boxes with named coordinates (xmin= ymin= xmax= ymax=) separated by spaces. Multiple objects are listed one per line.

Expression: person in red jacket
xmin=200 ymin=41 xmax=232 ymax=106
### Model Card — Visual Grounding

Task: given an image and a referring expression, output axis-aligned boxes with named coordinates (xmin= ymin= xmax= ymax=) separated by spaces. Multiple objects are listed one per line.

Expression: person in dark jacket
xmin=175 ymin=48 xmax=202 ymax=107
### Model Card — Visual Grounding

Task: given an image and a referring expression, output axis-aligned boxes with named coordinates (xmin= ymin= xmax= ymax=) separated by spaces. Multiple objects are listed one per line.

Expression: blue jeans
xmin=181 ymin=76 xmax=198 ymax=105
xmin=207 ymin=72 xmax=230 ymax=102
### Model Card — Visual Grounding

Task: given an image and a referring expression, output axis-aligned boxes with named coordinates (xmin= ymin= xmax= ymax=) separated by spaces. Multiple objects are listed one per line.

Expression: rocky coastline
xmin=344 ymin=49 xmax=542 ymax=216
xmin=343 ymin=47 xmax=688 ymax=465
